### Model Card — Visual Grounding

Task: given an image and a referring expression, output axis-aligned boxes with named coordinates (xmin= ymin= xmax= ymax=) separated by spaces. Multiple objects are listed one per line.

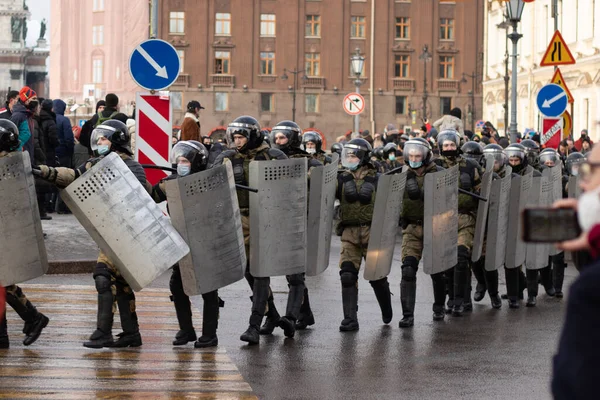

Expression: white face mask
xmin=578 ymin=186 xmax=600 ymax=232
xmin=306 ymin=148 xmax=316 ymax=154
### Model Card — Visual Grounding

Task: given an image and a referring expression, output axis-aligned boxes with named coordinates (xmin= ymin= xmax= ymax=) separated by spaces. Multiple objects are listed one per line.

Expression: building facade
xmin=49 ymin=0 xmax=148 ymax=118
xmin=160 ymin=0 xmax=484 ymax=144
xmin=0 ymin=0 xmax=49 ymax=100
xmin=482 ymin=0 xmax=600 ymax=140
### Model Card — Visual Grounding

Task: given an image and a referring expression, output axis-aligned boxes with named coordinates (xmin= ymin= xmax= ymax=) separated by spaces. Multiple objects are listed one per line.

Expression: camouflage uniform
xmin=313 ymin=151 xmax=332 ymax=165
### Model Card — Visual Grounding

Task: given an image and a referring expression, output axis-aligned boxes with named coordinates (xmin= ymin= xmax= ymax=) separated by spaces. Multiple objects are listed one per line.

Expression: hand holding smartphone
xmin=522 ymin=208 xmax=582 ymax=243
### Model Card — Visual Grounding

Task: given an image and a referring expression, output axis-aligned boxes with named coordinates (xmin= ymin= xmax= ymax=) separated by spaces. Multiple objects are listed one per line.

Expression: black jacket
xmin=39 ymin=109 xmax=59 ymax=166
xmin=31 ymin=115 xmax=47 ymax=166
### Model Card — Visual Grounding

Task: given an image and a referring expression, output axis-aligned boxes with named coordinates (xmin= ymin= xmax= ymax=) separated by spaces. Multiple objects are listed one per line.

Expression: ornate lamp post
xmin=350 ymin=48 xmax=365 ymax=138
xmin=419 ymin=45 xmax=432 ymax=121
xmin=506 ymin=0 xmax=525 ymax=143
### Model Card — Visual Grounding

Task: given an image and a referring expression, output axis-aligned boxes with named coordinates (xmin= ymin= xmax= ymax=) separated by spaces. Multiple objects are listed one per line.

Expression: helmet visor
xmin=90 ymin=125 xmax=117 ymax=151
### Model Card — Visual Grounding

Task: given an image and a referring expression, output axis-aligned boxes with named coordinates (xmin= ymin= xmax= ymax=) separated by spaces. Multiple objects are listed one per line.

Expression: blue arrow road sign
xmin=129 ymin=39 xmax=180 ymax=91
xmin=536 ymin=83 xmax=568 ymax=118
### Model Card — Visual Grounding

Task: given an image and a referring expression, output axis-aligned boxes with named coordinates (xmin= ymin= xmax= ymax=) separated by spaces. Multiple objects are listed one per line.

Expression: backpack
xmin=94 ymin=111 xmax=118 ymax=128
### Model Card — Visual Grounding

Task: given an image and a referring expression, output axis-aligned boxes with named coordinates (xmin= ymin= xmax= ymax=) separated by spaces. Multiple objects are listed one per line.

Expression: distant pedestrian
xmin=180 ymin=100 xmax=203 ymax=141
xmin=0 ymin=90 xmax=19 ymax=120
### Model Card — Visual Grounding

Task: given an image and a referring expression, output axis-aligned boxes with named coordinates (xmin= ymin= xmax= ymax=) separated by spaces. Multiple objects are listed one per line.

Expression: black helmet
xmin=373 ymin=146 xmax=384 ymax=160
xmin=261 ymin=129 xmax=271 ymax=146
xmin=0 ymin=119 xmax=20 ymax=152
xmin=91 ymin=119 xmax=132 ymax=155
xmin=331 ymin=142 xmax=343 ymax=156
xmin=539 ymin=148 xmax=560 ymax=166
xmin=505 ymin=143 xmax=527 ymax=172
xmin=483 ymin=143 xmax=507 ymax=172
xmin=302 ymin=131 xmax=323 ymax=153
xmin=171 ymin=140 xmax=209 ymax=173
xmin=226 ymin=115 xmax=262 ymax=152
xmin=565 ymin=152 xmax=585 ymax=176
xmin=461 ymin=141 xmax=484 ymax=163
xmin=270 ymin=120 xmax=302 ymax=150
xmin=341 ymin=138 xmax=372 ymax=170
xmin=403 ymin=138 xmax=432 ymax=168
xmin=521 ymin=139 xmax=540 ymax=165
xmin=437 ymin=129 xmax=461 ymax=157
xmin=382 ymin=142 xmax=397 ymax=159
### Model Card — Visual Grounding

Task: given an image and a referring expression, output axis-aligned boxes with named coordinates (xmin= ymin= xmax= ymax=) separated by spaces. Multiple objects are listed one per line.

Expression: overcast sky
xmin=26 ymin=0 xmax=51 ymax=47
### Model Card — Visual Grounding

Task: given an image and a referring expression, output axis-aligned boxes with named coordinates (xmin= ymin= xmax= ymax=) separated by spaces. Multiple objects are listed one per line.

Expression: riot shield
xmin=505 ymin=167 xmax=533 ymax=269
xmin=484 ymin=166 xmax=512 ymax=272
xmin=61 ymin=152 xmax=190 ymax=291
xmin=525 ymin=175 xmax=552 ymax=270
xmin=567 ymin=175 xmax=581 ymax=198
xmin=423 ymin=165 xmax=459 ymax=275
xmin=249 ymin=158 xmax=307 ymax=277
xmin=544 ymin=165 xmax=563 ymax=256
xmin=0 ymin=152 xmax=49 ymax=286
xmin=471 ymin=156 xmax=494 ymax=262
xmin=165 ymin=163 xmax=246 ymax=295
xmin=306 ymin=153 xmax=339 ymax=277
xmin=364 ymin=170 xmax=407 ymax=280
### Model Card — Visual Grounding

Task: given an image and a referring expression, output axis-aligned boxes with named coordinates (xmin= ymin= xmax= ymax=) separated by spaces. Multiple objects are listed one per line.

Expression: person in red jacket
xmin=573 ymin=129 xmax=594 ymax=152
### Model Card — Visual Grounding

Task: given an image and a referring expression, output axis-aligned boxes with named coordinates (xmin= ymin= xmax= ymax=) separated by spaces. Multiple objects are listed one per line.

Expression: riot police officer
xmin=434 ymin=130 xmax=482 ymax=316
xmin=150 ymin=141 xmax=222 ymax=348
xmin=331 ymin=143 xmax=343 ymax=157
xmin=382 ymin=142 xmax=403 ymax=171
xmin=268 ymin=120 xmax=322 ymax=337
xmin=520 ymin=139 xmax=541 ymax=170
xmin=336 ymin=138 xmax=392 ymax=331
xmin=37 ymin=119 xmax=147 ymax=348
xmin=213 ymin=116 xmax=287 ymax=345
xmin=302 ymin=130 xmax=332 ymax=165
xmin=0 ymin=119 xmax=50 ymax=348
xmin=461 ymin=141 xmax=484 ymax=164
xmin=398 ymin=138 xmax=447 ymax=326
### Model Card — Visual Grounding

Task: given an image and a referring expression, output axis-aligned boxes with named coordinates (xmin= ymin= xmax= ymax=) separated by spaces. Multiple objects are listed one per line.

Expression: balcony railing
xmin=392 ymin=78 xmax=415 ymax=91
xmin=437 ymin=79 xmax=459 ymax=91
xmin=173 ymin=74 xmax=189 ymax=87
xmin=302 ymin=76 xmax=326 ymax=88
xmin=210 ymin=74 xmax=235 ymax=87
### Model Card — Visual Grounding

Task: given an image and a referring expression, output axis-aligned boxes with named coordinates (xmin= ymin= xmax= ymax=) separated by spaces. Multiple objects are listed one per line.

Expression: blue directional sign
xmin=536 ymin=83 xmax=568 ymax=118
xmin=129 ymin=39 xmax=180 ymax=91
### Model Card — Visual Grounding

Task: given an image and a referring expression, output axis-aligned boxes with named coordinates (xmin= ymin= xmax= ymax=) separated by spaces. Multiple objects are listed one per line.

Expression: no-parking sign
xmin=343 ymin=93 xmax=365 ymax=116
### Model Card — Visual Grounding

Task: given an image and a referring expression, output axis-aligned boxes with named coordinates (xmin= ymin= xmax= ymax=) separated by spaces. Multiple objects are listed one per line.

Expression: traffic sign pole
xmin=353 ymin=86 xmax=360 ymax=139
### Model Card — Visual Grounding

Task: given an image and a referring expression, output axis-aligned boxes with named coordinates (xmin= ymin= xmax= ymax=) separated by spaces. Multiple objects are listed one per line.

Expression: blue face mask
xmin=177 ymin=164 xmax=191 ymax=176
xmin=389 ymin=154 xmax=396 ymax=161
xmin=409 ymin=160 xmax=423 ymax=169
xmin=97 ymin=145 xmax=110 ymax=156
xmin=342 ymin=160 xmax=360 ymax=171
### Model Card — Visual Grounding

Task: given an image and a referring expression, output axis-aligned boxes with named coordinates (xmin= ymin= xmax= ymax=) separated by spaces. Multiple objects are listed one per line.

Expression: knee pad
xmin=402 ymin=256 xmax=419 ymax=269
xmin=340 ymin=271 xmax=358 ymax=287
xmin=93 ymin=262 xmax=112 ymax=280
xmin=95 ymin=275 xmax=112 ymax=294
xmin=401 ymin=265 xmax=417 ymax=282
xmin=253 ymin=277 xmax=270 ymax=290
xmin=457 ymin=245 xmax=470 ymax=264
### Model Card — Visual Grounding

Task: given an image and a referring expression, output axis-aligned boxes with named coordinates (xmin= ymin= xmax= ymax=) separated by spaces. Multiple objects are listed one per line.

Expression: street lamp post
xmin=280 ymin=68 xmax=307 ymax=122
xmin=497 ymin=14 xmax=511 ymax=137
xmin=461 ymin=71 xmax=482 ymax=131
xmin=419 ymin=45 xmax=432 ymax=121
xmin=350 ymin=48 xmax=365 ymax=138
xmin=506 ymin=0 xmax=525 ymax=143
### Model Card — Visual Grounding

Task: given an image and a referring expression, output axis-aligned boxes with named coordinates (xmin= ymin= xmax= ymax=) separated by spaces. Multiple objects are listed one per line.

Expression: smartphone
xmin=522 ymin=208 xmax=581 ymax=243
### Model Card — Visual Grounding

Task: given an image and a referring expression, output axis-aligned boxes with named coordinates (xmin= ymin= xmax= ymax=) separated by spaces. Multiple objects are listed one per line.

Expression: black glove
xmin=406 ymin=169 xmax=416 ymax=181
xmin=406 ymin=177 xmax=421 ymax=200
xmin=492 ymin=172 xmax=501 ymax=180
xmin=460 ymin=173 xmax=472 ymax=190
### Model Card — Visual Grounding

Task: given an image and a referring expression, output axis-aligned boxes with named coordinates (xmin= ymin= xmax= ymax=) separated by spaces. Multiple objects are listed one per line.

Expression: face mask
xmin=389 ymin=154 xmax=396 ymax=161
xmin=97 ymin=144 xmax=110 ymax=156
xmin=306 ymin=148 xmax=316 ymax=154
xmin=177 ymin=164 xmax=191 ymax=176
xmin=571 ymin=167 xmax=579 ymax=176
xmin=442 ymin=149 xmax=459 ymax=158
xmin=27 ymin=100 xmax=39 ymax=111
xmin=409 ymin=160 xmax=423 ymax=169
xmin=578 ymin=186 xmax=600 ymax=232
xmin=342 ymin=160 xmax=360 ymax=171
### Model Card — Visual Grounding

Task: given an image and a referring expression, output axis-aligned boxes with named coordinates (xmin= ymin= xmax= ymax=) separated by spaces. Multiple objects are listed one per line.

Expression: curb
xmin=48 ymin=260 xmax=95 ymax=274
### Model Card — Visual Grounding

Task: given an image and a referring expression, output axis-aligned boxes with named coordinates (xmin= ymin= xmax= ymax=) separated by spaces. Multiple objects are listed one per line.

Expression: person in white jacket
xmin=433 ymin=108 xmax=464 ymax=137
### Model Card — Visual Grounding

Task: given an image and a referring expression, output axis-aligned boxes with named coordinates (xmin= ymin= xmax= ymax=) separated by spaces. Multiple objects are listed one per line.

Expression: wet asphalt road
xmin=28 ymin=234 xmax=575 ymax=400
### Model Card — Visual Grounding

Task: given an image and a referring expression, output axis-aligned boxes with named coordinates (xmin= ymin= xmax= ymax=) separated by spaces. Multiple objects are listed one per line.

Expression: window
xmin=305 ymin=53 xmax=320 ymax=76
xmin=351 ymin=16 xmax=366 ymax=38
xmin=260 ymin=52 xmax=275 ymax=75
xmin=440 ymin=97 xmax=452 ymax=116
xmin=394 ymin=55 xmax=410 ymax=78
xmin=395 ymin=96 xmax=407 ymax=115
xmin=305 ymin=94 xmax=320 ymax=113
xmin=395 ymin=17 xmax=410 ymax=39
xmin=170 ymin=12 xmax=185 ymax=34
xmin=216 ymin=13 xmax=231 ymax=35
xmin=214 ymin=51 xmax=230 ymax=74
xmin=440 ymin=18 xmax=454 ymax=40
xmin=177 ymin=50 xmax=185 ymax=73
xmin=92 ymin=25 xmax=104 ymax=46
xmin=93 ymin=0 xmax=104 ymax=12
xmin=439 ymin=56 xmax=454 ymax=79
xmin=261 ymin=93 xmax=274 ymax=112
xmin=93 ymin=58 xmax=103 ymax=83
xmin=306 ymin=15 xmax=321 ymax=37
xmin=215 ymin=92 xmax=229 ymax=111
xmin=260 ymin=14 xmax=276 ymax=36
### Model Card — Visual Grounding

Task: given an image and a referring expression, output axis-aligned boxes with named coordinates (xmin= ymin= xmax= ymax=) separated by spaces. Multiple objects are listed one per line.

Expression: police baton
xmin=141 ymin=164 xmax=258 ymax=193
xmin=459 ymin=188 xmax=487 ymax=202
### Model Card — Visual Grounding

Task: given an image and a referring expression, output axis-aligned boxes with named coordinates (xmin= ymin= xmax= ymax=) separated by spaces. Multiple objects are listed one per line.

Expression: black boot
xmin=463 ymin=269 xmax=473 ymax=312
xmin=195 ymin=291 xmax=219 ymax=348
xmin=6 ymin=289 xmax=49 ymax=347
xmin=23 ymin=309 xmax=49 ymax=346
xmin=370 ymin=277 xmax=393 ymax=324
xmin=540 ymin=265 xmax=556 ymax=297
xmin=399 ymin=257 xmax=417 ymax=328
xmin=84 ymin=275 xmax=115 ymax=348
xmin=431 ymin=272 xmax=446 ymax=321
xmin=472 ymin=258 xmax=487 ymax=302
xmin=504 ymin=267 xmax=520 ymax=308
xmin=518 ymin=268 xmax=527 ymax=300
xmin=260 ymin=295 xmax=280 ymax=335
xmin=485 ymin=268 xmax=501 ymax=309
xmin=279 ymin=274 xmax=305 ymax=338
xmin=445 ymin=268 xmax=455 ymax=313
xmin=526 ymin=268 xmax=539 ymax=308
xmin=452 ymin=246 xmax=470 ymax=317
xmin=296 ymin=288 xmax=315 ymax=330
xmin=169 ymin=266 xmax=196 ymax=345
xmin=0 ymin=314 xmax=8 ymax=349
xmin=111 ymin=285 xmax=142 ymax=348
xmin=553 ymin=260 xmax=566 ymax=299
xmin=339 ymin=263 xmax=359 ymax=331
xmin=241 ymin=278 xmax=270 ymax=344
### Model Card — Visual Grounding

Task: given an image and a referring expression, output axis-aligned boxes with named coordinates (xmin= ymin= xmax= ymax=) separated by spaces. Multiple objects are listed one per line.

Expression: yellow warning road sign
xmin=550 ymin=68 xmax=574 ymax=103
xmin=540 ymin=30 xmax=576 ymax=67
xmin=562 ymin=111 xmax=572 ymax=139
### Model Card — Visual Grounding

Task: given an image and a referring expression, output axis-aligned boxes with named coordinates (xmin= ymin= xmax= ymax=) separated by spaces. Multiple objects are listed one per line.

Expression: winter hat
xmin=105 ymin=93 xmax=119 ymax=109
xmin=450 ymin=107 xmax=462 ymax=119
xmin=19 ymin=86 xmax=37 ymax=102
xmin=532 ymin=134 xmax=541 ymax=144
xmin=95 ymin=100 xmax=106 ymax=113
xmin=41 ymin=99 xmax=53 ymax=112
